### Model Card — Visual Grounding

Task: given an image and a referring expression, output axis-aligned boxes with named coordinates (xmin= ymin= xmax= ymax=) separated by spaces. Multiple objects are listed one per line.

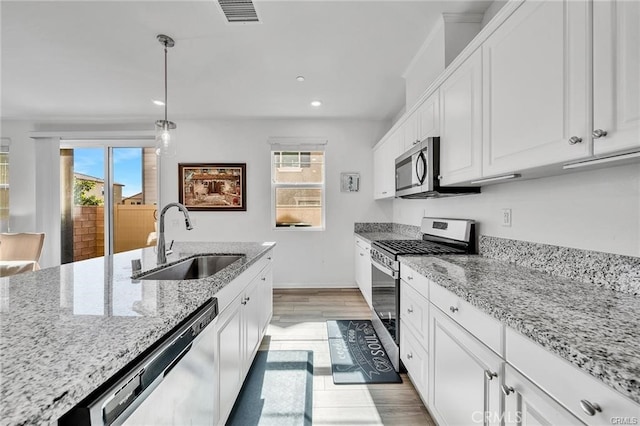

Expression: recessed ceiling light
xmin=153 ymin=99 xmax=165 ymax=106
xmin=296 ymin=76 xmax=305 ymax=82
xmin=310 ymin=100 xmax=322 ymax=107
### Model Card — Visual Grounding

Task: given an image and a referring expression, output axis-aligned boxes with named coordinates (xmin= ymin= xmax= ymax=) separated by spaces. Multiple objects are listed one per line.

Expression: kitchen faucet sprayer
xmin=157 ymin=202 xmax=193 ymax=265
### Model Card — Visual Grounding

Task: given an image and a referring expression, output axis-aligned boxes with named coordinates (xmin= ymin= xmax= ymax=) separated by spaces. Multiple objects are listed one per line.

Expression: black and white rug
xmin=326 ymin=319 xmax=402 ymax=384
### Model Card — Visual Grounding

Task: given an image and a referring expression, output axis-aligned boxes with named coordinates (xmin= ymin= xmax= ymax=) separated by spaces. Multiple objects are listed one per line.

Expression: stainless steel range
xmin=370 ymin=217 xmax=476 ymax=372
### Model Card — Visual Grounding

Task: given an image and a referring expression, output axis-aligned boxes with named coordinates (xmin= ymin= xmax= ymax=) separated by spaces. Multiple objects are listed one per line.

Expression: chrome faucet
xmin=157 ymin=202 xmax=193 ymax=265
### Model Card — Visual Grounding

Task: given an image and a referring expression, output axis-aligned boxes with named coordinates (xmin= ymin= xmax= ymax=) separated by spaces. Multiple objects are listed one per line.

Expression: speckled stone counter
xmin=0 ymin=241 xmax=275 ymax=426
xmin=399 ymin=254 xmax=640 ymax=405
xmin=354 ymin=222 xmax=421 ymax=243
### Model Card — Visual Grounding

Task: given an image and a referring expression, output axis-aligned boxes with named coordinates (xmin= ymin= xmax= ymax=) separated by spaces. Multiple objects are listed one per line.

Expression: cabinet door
xmin=502 ymin=364 xmax=583 ymax=426
xmin=429 ymin=306 xmax=502 ymax=426
xmin=402 ymin=111 xmax=420 ymax=151
xmin=258 ymin=263 xmax=273 ymax=334
xmin=216 ymin=298 xmax=244 ymax=424
xmin=244 ymin=278 xmax=262 ymax=369
xmin=593 ymin=0 xmax=640 ymax=155
xmin=482 ymin=0 xmax=590 ymax=176
xmin=354 ymin=237 xmax=372 ymax=307
xmin=373 ymin=131 xmax=401 ymax=199
xmin=400 ymin=319 xmax=428 ymax=401
xmin=439 ymin=49 xmax=483 ymax=186
xmin=418 ymin=92 xmax=439 ymax=141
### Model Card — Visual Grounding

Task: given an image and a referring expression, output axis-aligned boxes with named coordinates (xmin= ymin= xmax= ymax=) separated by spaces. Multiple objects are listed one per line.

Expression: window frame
xmin=270 ymin=148 xmax=326 ymax=231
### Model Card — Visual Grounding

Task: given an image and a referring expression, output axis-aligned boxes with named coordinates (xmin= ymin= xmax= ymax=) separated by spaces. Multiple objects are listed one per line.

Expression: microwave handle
xmin=416 ymin=151 xmax=427 ymax=184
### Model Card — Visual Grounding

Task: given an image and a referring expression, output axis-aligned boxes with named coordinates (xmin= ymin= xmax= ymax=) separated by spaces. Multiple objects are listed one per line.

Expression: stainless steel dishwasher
xmin=59 ymin=298 xmax=219 ymax=425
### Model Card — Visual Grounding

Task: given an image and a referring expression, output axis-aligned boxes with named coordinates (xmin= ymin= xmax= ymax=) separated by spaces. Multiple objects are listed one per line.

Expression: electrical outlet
xmin=502 ymin=209 xmax=512 ymax=227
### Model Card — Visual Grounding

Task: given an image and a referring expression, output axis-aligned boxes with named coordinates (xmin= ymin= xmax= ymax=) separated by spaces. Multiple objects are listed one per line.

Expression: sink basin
xmin=137 ymin=254 xmax=244 ymax=281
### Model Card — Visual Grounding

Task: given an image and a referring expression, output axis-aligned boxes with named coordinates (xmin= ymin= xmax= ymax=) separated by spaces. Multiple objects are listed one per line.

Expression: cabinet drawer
xmin=400 ymin=281 xmax=429 ymax=343
xmin=400 ymin=319 xmax=428 ymax=401
xmin=506 ymin=327 xmax=640 ymax=425
xmin=354 ymin=236 xmax=371 ymax=251
xmin=429 ymin=281 xmax=503 ymax=355
xmin=400 ymin=263 xmax=429 ymax=299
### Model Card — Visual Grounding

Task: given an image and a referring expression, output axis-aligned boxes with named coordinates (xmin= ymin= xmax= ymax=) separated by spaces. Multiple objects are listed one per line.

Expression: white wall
xmin=393 ymin=163 xmax=640 ymax=257
xmin=3 ymin=118 xmax=392 ymax=286
xmin=142 ymin=119 xmax=393 ymax=287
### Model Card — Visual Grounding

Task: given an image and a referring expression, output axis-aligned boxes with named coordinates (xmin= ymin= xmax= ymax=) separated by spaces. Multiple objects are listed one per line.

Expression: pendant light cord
xmin=164 ymin=43 xmax=168 ymax=123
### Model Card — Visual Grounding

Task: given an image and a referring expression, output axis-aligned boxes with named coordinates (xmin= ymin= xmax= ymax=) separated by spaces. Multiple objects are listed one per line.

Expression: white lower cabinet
xmin=502 ymin=364 xmax=583 ymax=425
xmin=428 ymin=306 xmax=502 ymax=426
xmin=354 ymin=236 xmax=372 ymax=308
xmin=215 ymin=254 xmax=273 ymax=425
xmin=400 ymin=319 xmax=429 ymax=401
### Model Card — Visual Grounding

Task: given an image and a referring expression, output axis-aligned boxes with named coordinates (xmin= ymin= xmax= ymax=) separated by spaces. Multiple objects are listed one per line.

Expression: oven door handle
xmin=371 ymin=257 xmax=399 ymax=279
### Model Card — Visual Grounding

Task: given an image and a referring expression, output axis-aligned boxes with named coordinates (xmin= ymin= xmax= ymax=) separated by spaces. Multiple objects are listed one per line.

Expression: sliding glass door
xmin=60 ymin=144 xmax=157 ymax=264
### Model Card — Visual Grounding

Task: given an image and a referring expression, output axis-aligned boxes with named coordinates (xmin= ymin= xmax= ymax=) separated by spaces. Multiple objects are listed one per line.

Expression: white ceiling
xmin=1 ymin=0 xmax=492 ymax=122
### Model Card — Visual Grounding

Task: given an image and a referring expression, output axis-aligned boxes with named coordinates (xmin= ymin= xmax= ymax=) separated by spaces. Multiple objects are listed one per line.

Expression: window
xmin=0 ymin=139 xmax=9 ymax=232
xmin=271 ymin=141 xmax=325 ymax=230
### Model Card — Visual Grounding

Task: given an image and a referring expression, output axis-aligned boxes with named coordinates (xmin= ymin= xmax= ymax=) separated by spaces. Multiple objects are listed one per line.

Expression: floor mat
xmin=326 ymin=319 xmax=402 ymax=384
xmin=226 ymin=350 xmax=313 ymax=426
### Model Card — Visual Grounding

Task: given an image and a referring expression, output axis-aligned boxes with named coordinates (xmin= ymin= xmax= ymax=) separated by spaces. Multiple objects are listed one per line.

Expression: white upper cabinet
xmin=593 ymin=0 xmax=640 ymax=156
xmin=402 ymin=110 xmax=420 ymax=152
xmin=482 ymin=0 xmax=590 ymax=177
xmin=373 ymin=129 xmax=402 ymax=199
xmin=417 ymin=91 xmax=440 ymax=141
xmin=439 ymin=49 xmax=483 ymax=186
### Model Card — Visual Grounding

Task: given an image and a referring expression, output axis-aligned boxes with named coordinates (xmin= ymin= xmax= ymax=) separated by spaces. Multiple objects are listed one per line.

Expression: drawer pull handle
xmin=501 ymin=385 xmax=514 ymax=396
xmin=241 ymin=299 xmax=248 ymax=305
xmin=407 ymin=353 xmax=413 ymax=360
xmin=580 ymin=400 xmax=602 ymax=416
xmin=407 ymin=275 xmax=414 ymax=280
xmin=592 ymin=129 xmax=608 ymax=139
xmin=267 ymin=257 xmax=272 ymax=260
xmin=449 ymin=306 xmax=459 ymax=313
xmin=569 ymin=136 xmax=583 ymax=145
xmin=360 ymin=253 xmax=364 ymax=256
xmin=407 ymin=307 xmax=413 ymax=314
xmin=484 ymin=370 xmax=497 ymax=381
xmin=261 ymin=277 xmax=266 ymax=281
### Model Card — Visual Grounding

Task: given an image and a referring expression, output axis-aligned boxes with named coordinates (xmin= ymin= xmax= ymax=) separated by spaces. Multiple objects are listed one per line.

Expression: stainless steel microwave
xmin=394 ymin=137 xmax=480 ymax=198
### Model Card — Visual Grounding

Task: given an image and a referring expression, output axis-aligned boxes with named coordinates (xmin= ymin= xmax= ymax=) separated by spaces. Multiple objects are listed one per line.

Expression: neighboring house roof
xmin=123 ymin=192 xmax=142 ymax=201
xmin=74 ymin=172 xmax=124 ymax=187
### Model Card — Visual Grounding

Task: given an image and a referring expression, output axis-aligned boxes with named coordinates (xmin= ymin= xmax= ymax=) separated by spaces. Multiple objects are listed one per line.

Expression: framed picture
xmin=178 ymin=163 xmax=246 ymax=211
xmin=340 ymin=172 xmax=360 ymax=192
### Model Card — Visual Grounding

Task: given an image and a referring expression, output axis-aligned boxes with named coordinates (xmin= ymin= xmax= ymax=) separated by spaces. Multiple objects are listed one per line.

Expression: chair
xmin=0 ymin=233 xmax=45 ymax=273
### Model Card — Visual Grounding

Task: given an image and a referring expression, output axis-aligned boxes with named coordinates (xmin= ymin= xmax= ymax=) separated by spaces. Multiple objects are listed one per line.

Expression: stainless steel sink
xmin=137 ymin=254 xmax=244 ymax=280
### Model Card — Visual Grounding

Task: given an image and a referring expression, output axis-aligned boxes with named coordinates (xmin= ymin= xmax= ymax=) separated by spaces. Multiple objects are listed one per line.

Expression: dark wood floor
xmin=259 ymin=288 xmax=436 ymax=425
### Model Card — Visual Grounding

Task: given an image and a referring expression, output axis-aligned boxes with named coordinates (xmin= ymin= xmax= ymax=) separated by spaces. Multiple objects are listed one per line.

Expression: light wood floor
xmin=259 ymin=288 xmax=436 ymax=426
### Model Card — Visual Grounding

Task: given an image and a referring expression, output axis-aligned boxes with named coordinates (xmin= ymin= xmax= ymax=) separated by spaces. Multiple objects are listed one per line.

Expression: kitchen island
xmin=0 ymin=241 xmax=275 ymax=425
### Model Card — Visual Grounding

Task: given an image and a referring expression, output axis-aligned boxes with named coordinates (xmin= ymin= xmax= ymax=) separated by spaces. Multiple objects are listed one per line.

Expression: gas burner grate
xmin=374 ymin=239 xmax=465 ymax=255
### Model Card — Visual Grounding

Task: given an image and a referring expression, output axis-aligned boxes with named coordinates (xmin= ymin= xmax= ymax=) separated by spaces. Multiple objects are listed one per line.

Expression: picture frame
xmin=340 ymin=172 xmax=360 ymax=192
xmin=178 ymin=163 xmax=246 ymax=211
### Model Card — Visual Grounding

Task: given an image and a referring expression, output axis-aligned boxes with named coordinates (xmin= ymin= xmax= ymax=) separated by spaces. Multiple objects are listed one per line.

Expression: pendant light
xmin=155 ymin=34 xmax=177 ymax=157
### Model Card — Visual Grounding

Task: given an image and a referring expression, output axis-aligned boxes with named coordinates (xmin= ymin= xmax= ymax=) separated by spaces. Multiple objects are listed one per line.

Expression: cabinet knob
xmin=413 ymin=140 xmax=419 ymax=145
xmin=407 ymin=307 xmax=413 ymax=314
xmin=407 ymin=275 xmax=413 ymax=280
xmin=241 ymin=299 xmax=248 ymax=305
xmin=407 ymin=353 xmax=413 ymax=360
xmin=592 ymin=129 xmax=608 ymax=139
xmin=267 ymin=256 xmax=272 ymax=260
xmin=360 ymin=253 xmax=364 ymax=257
xmin=484 ymin=370 xmax=498 ymax=381
xmin=568 ymin=136 xmax=583 ymax=145
xmin=382 ymin=191 xmax=388 ymax=194
xmin=261 ymin=277 xmax=266 ymax=281
xmin=501 ymin=385 xmax=515 ymax=396
xmin=449 ymin=306 xmax=459 ymax=313
xmin=579 ymin=400 xmax=602 ymax=416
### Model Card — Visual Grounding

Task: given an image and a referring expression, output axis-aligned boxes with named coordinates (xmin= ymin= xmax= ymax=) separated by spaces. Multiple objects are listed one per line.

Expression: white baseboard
xmin=273 ymin=282 xmax=358 ymax=289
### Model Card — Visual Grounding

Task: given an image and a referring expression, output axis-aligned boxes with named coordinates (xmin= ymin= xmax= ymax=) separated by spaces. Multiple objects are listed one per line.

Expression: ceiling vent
xmin=218 ymin=0 xmax=259 ymax=23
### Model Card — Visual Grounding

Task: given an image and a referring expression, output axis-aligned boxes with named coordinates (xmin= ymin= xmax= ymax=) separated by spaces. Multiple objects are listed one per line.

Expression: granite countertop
xmin=399 ymin=254 xmax=640 ymax=405
xmin=0 ymin=241 xmax=275 ymax=425
xmin=355 ymin=231 xmax=414 ymax=243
